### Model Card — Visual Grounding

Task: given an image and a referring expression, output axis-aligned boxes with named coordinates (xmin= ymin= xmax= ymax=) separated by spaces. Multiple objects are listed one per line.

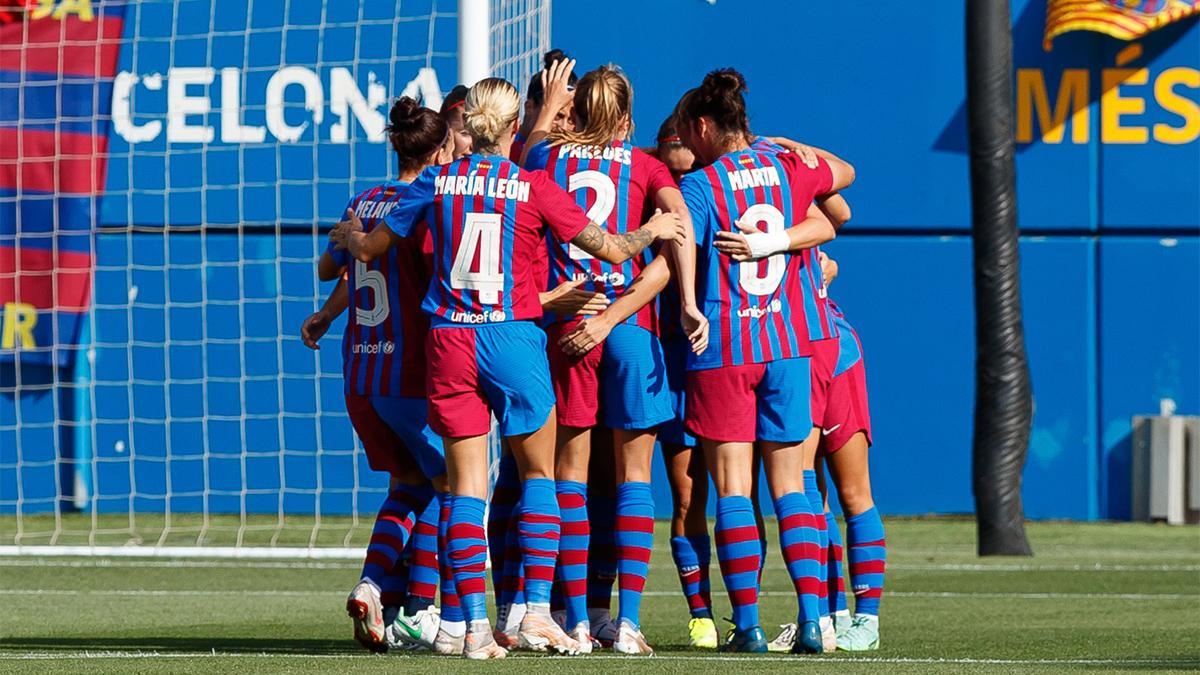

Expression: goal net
xmin=0 ymin=0 xmax=549 ymax=557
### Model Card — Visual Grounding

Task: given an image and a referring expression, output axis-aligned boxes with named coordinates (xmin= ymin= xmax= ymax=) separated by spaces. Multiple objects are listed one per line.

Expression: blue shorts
xmin=686 ymin=357 xmax=814 ymax=443
xmin=369 ymin=396 xmax=446 ymax=479
xmin=547 ymin=321 xmax=674 ymax=431
xmin=427 ymin=322 xmax=556 ymax=438
xmin=658 ymin=336 xmax=696 ymax=448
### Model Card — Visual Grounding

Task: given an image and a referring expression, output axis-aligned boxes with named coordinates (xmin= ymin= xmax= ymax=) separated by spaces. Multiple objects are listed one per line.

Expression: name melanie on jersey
xmin=728 ymin=165 xmax=781 ymax=192
xmin=434 ymin=174 xmax=531 ymax=202
xmin=355 ymin=199 xmax=398 ymax=220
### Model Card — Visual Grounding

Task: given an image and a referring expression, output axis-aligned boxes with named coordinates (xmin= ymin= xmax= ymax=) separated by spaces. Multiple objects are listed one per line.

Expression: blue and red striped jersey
xmin=524 ymin=139 xmax=676 ymax=332
xmin=749 ymin=136 xmax=840 ymax=339
xmin=326 ymin=180 xmax=432 ymax=398
xmin=682 ymin=148 xmax=835 ymax=370
xmin=383 ymin=154 xmax=591 ymax=327
xmin=827 ymin=299 xmax=863 ymax=376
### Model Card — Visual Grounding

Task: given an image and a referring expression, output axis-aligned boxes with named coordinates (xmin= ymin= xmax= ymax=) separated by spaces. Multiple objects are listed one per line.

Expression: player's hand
xmin=770 ymin=137 xmax=819 ymax=169
xmin=713 ymin=219 xmax=760 ymax=261
xmin=819 ymin=251 xmax=839 ymax=287
xmin=329 ymin=209 xmax=363 ymax=250
xmin=559 ymin=316 xmax=614 ymax=356
xmin=300 ymin=310 xmax=332 ymax=350
xmin=541 ymin=56 xmax=576 ymax=118
xmin=541 ymin=278 xmax=610 ymax=316
xmin=681 ymin=303 xmax=709 ymax=355
xmin=644 ymin=209 xmax=686 ymax=244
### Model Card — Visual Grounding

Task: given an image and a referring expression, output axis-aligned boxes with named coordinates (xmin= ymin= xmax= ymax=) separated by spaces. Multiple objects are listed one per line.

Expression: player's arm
xmin=818 ymin=192 xmax=851 ymax=229
xmin=761 ymin=136 xmax=856 ymax=191
xmin=518 ymin=57 xmax=576 ymax=166
xmin=569 ymin=210 xmax=685 ymax=264
xmin=653 ymin=185 xmax=708 ymax=351
xmin=317 ymin=250 xmax=345 ymax=282
xmin=557 ymin=255 xmax=674 ymax=356
xmin=330 ymin=209 xmax=404 ymax=263
xmin=300 ymin=275 xmax=349 ymax=350
xmin=714 ymin=202 xmax=836 ymax=262
xmin=540 ymin=278 xmax=611 ymax=316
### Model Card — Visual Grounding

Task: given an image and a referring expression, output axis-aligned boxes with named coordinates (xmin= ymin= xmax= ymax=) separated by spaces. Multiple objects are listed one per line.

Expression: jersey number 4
xmin=737 ymin=203 xmax=786 ymax=296
xmin=451 ymin=213 xmax=504 ymax=306
xmin=566 ymin=170 xmax=616 ymax=260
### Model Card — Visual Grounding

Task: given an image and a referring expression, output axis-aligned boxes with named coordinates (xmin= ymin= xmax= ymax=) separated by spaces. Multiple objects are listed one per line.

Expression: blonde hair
xmin=550 ymin=65 xmax=633 ymax=148
xmin=464 ymin=78 xmax=520 ymax=154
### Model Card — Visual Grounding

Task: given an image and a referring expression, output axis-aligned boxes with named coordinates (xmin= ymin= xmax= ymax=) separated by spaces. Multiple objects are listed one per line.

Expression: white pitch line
xmin=1 ymin=651 xmax=1197 ymax=667
xmin=0 ymin=589 xmax=1196 ymax=601
xmin=0 ymin=558 xmax=1196 ymax=572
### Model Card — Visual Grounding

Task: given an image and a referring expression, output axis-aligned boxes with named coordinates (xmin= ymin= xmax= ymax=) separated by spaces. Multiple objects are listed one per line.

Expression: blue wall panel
xmin=1098 ymin=237 xmax=1200 ymax=519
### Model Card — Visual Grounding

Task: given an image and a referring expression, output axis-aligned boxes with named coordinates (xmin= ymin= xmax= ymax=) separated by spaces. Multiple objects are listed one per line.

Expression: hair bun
xmin=543 ymin=48 xmax=568 ymax=69
xmin=703 ymin=68 xmax=747 ymax=97
xmin=389 ymin=96 xmax=422 ymax=130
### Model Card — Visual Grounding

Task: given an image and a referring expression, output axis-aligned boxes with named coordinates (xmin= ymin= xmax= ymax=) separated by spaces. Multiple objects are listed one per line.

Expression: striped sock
xmin=437 ymin=492 xmax=465 ymax=625
xmin=402 ymin=496 xmax=440 ymax=613
xmin=615 ymin=481 xmax=654 ymax=628
xmin=488 ymin=453 xmax=521 ymax=591
xmin=518 ymin=477 xmax=561 ymax=607
xmin=714 ymin=495 xmax=761 ymax=631
xmin=361 ymin=483 xmax=434 ymax=586
xmin=670 ymin=535 xmax=713 ymax=619
xmin=826 ymin=512 xmax=848 ymax=614
xmin=446 ymin=494 xmax=488 ymax=625
xmin=775 ymin=491 xmax=822 ymax=625
xmin=586 ymin=492 xmax=618 ymax=614
xmin=379 ymin=552 xmax=410 ymax=609
xmin=803 ymin=471 xmax=830 ymax=617
xmin=846 ymin=506 xmax=886 ymax=616
xmin=556 ymin=480 xmax=589 ymax=629
xmin=498 ymin=515 xmax=525 ymax=612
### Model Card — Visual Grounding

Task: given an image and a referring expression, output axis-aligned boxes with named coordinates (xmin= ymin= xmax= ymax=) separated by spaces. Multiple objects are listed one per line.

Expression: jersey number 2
xmin=737 ymin=204 xmax=786 ymax=296
xmin=566 ymin=170 xmax=616 ymax=260
xmin=451 ymin=212 xmax=504 ymax=305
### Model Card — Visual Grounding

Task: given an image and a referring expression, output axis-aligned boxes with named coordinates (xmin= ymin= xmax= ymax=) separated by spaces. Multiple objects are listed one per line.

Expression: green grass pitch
xmin=1 ymin=517 xmax=1197 ymax=673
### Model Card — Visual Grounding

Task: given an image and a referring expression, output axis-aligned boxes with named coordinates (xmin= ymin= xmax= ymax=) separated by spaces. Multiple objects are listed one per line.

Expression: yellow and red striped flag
xmin=1044 ymin=0 xmax=1200 ymax=50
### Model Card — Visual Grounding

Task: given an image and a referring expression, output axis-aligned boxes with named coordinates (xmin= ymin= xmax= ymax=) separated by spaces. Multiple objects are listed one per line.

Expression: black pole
xmin=966 ymin=0 xmax=1033 ymax=556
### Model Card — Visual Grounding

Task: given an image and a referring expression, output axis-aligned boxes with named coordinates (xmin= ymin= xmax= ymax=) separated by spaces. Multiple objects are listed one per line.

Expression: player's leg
xmin=368 ymin=395 xmax=457 ymax=650
xmin=343 ymin=393 xmax=433 ymax=652
xmin=757 ymin=357 xmax=824 ymax=655
xmin=585 ymin=437 xmax=619 ymax=645
xmin=546 ymin=318 xmax=603 ymax=649
xmin=687 ymin=364 xmax=767 ymax=653
xmin=602 ymin=323 xmax=674 ymax=654
xmin=555 ymin=425 xmax=593 ymax=649
xmin=828 ymin=431 xmax=883 ymax=651
xmin=476 ymin=321 xmax=583 ymax=656
xmin=384 ymin=496 xmax=441 ymax=650
xmin=816 ymin=460 xmax=850 ymax=635
xmin=662 ymin=440 xmax=718 ymax=648
xmin=488 ymin=448 xmax=520 ymax=635
xmin=823 ymin=352 xmax=882 ymax=651
xmin=425 ymin=326 xmax=506 ymax=659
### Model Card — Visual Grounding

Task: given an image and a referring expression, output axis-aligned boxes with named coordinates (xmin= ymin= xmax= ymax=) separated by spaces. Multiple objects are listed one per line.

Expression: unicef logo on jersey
xmin=770 ymin=299 xmax=783 ymax=313
xmin=352 ymin=341 xmax=395 ymax=355
xmin=489 ymin=310 xmax=506 ymax=322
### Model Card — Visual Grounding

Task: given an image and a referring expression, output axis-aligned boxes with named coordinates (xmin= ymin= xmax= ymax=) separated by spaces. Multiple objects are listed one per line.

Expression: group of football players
xmin=302 ymin=49 xmax=885 ymax=659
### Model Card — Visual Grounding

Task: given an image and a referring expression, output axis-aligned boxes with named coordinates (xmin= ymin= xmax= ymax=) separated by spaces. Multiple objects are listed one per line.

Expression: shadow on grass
xmin=0 ymin=636 xmax=359 ymax=655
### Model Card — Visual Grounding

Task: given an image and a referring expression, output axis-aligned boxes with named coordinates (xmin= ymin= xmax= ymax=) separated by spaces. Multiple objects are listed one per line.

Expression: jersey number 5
xmin=451 ymin=212 xmax=504 ymax=306
xmin=737 ymin=204 xmax=786 ymax=296
xmin=566 ymin=170 xmax=616 ymax=260
xmin=354 ymin=260 xmax=389 ymax=327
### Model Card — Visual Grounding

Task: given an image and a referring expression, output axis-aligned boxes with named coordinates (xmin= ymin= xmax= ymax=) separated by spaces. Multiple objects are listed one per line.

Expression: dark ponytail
xmin=386 ymin=96 xmax=448 ymax=172
xmin=525 ymin=48 xmax=578 ymax=105
xmin=681 ymin=68 xmax=750 ymax=141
